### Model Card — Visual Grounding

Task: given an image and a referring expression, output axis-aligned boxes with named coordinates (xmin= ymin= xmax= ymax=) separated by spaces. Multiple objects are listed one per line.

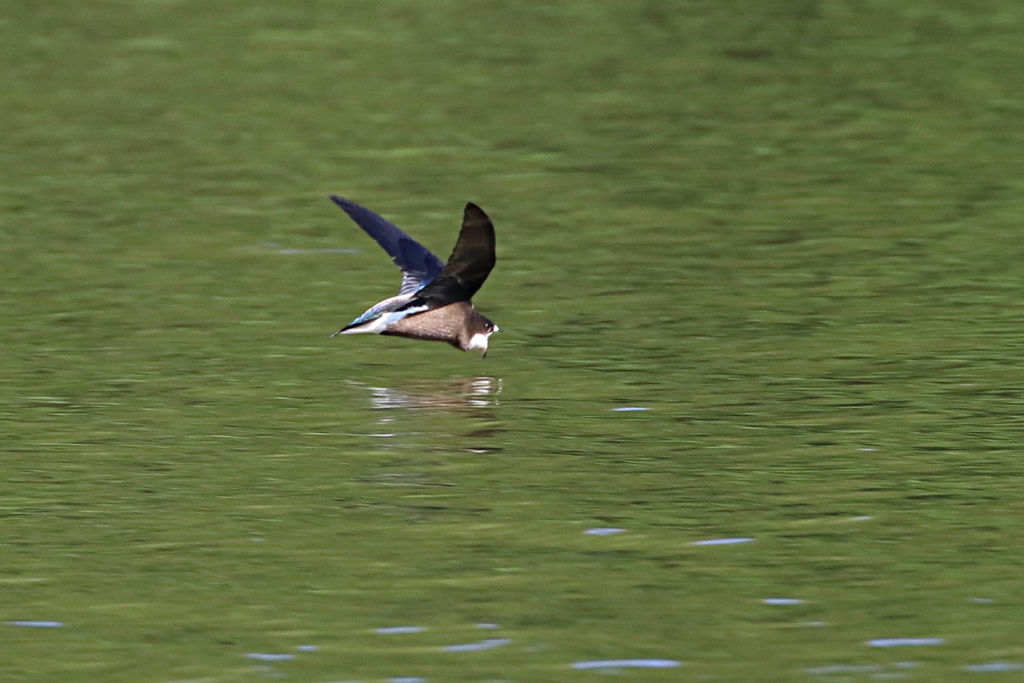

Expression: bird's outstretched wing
xmin=330 ymin=195 xmax=445 ymax=295
xmin=414 ymin=203 xmax=496 ymax=306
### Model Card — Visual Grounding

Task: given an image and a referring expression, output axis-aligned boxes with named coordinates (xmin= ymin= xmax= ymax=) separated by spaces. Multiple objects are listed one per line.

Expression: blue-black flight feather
xmin=329 ymin=195 xmax=444 ymax=295
xmin=413 ymin=202 xmax=496 ymax=306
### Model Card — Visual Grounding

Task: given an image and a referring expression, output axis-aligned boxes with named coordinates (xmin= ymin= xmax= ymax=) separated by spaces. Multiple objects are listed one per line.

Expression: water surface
xmin=4 ymin=1 xmax=1024 ymax=681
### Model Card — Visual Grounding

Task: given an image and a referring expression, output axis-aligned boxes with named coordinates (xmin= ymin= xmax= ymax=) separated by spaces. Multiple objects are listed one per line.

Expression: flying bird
xmin=329 ymin=195 xmax=498 ymax=356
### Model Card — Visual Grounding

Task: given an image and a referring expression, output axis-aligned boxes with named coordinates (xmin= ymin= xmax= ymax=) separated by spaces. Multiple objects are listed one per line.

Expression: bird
xmin=329 ymin=195 xmax=499 ymax=356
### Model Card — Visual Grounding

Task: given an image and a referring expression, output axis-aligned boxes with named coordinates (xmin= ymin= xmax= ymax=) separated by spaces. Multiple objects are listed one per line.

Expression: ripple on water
xmin=867 ymin=637 xmax=944 ymax=648
xmin=7 ymin=620 xmax=64 ymax=628
xmin=806 ymin=665 xmax=883 ymax=675
xmin=763 ymin=598 xmax=805 ymax=605
xmin=376 ymin=626 xmax=426 ymax=635
xmin=691 ymin=537 xmax=755 ymax=546
xmin=585 ymin=527 xmax=626 ymax=536
xmin=571 ymin=659 xmax=682 ymax=670
xmin=264 ymin=245 xmax=360 ymax=255
xmin=442 ymin=638 xmax=511 ymax=653
xmin=245 ymin=653 xmax=295 ymax=662
xmin=963 ymin=662 xmax=1024 ymax=673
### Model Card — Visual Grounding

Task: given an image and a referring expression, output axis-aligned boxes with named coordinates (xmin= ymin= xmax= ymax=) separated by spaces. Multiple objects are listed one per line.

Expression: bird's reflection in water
xmin=352 ymin=376 xmax=504 ymax=452
xmin=366 ymin=376 xmax=502 ymax=412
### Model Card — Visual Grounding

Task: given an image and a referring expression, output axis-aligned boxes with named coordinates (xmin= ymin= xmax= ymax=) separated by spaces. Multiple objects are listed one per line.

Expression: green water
xmin=4 ymin=1 xmax=1024 ymax=681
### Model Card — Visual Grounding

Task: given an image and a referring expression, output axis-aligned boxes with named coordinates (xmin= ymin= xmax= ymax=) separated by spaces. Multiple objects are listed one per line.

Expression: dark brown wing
xmin=414 ymin=203 xmax=496 ymax=305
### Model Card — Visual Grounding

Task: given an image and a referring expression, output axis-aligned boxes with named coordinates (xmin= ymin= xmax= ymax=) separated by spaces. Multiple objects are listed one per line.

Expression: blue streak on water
xmin=867 ymin=637 xmax=944 ymax=648
xmin=7 ymin=620 xmax=64 ymax=628
xmin=691 ymin=537 xmax=755 ymax=546
xmin=963 ymin=662 xmax=1024 ymax=673
xmin=388 ymin=677 xmax=426 ymax=683
xmin=585 ymin=527 xmax=626 ymax=536
xmin=296 ymin=644 xmax=318 ymax=652
xmin=763 ymin=598 xmax=805 ymax=605
xmin=612 ymin=406 xmax=649 ymax=412
xmin=806 ymin=665 xmax=883 ymax=675
xmin=376 ymin=625 xmax=426 ymax=635
xmin=442 ymin=638 xmax=511 ymax=653
xmin=265 ymin=244 xmax=360 ymax=255
xmin=571 ymin=659 xmax=682 ymax=670
xmin=245 ymin=653 xmax=295 ymax=661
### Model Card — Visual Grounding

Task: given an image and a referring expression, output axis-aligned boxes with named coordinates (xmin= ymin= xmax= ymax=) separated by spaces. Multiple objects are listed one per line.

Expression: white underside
xmin=340 ymin=306 xmax=429 ymax=335
xmin=340 ymin=316 xmax=391 ymax=334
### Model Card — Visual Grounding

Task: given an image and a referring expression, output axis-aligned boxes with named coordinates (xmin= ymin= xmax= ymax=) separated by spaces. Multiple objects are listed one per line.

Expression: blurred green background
xmin=4 ymin=1 xmax=1024 ymax=681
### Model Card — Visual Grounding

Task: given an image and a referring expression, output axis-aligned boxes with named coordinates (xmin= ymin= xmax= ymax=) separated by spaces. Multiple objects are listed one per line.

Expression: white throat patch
xmin=466 ymin=332 xmax=491 ymax=354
